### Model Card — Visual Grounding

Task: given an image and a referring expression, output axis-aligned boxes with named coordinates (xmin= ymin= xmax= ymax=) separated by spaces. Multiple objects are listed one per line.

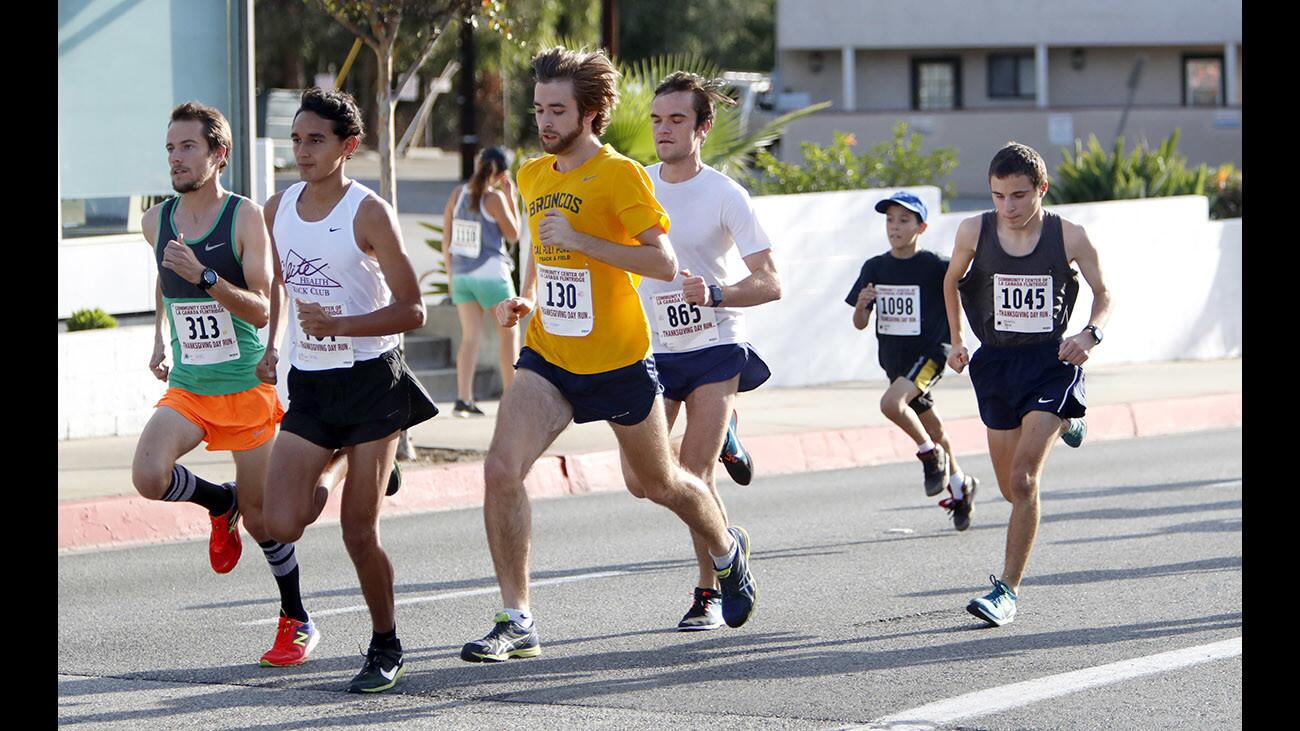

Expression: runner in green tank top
xmin=132 ymin=101 xmax=338 ymax=669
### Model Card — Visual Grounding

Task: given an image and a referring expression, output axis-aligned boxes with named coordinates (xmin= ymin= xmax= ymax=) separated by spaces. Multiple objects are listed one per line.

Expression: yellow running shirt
xmin=518 ymin=144 xmax=670 ymax=374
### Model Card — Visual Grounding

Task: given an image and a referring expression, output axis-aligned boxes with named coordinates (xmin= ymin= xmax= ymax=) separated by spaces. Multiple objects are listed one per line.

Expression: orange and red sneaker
xmin=208 ymin=498 xmax=242 ymax=574
xmin=260 ymin=615 xmax=321 ymax=667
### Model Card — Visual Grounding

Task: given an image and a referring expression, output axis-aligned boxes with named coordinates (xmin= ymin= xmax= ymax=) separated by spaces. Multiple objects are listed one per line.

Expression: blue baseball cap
xmin=875 ymin=191 xmax=928 ymax=223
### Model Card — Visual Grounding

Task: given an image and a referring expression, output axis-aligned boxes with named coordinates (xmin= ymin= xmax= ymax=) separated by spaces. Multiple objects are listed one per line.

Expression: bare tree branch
xmin=309 ymin=1 xmax=381 ymax=53
xmin=394 ymin=19 xmax=454 ymax=101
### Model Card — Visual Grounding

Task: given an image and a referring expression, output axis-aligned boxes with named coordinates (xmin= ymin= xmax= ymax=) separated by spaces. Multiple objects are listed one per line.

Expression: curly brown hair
xmin=531 ymin=47 xmax=620 ymax=136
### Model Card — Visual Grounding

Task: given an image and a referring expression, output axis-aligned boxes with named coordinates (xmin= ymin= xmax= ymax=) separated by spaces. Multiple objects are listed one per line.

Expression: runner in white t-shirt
xmin=623 ymin=72 xmax=782 ymax=631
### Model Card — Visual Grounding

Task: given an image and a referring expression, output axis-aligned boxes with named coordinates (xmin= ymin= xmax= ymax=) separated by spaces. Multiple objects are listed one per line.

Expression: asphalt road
xmin=58 ymin=428 xmax=1242 ymax=729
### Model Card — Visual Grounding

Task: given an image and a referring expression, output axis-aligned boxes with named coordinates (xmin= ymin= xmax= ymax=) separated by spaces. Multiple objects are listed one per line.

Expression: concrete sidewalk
xmin=58 ymin=359 xmax=1242 ymax=550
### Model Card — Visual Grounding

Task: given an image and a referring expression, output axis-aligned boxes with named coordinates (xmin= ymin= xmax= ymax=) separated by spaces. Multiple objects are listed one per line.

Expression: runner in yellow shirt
xmin=460 ymin=47 xmax=758 ymax=663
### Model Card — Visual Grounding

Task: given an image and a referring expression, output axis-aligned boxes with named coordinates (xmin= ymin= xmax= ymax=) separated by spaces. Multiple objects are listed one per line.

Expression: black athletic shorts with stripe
xmin=883 ymin=344 xmax=951 ymax=415
xmin=969 ymin=340 xmax=1086 ymax=430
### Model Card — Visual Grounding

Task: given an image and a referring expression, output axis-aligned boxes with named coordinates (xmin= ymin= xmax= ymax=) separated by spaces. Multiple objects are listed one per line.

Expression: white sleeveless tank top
xmin=273 ymin=180 xmax=399 ymax=371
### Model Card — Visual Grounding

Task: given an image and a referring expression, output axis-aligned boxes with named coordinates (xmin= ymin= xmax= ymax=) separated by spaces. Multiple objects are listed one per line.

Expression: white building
xmin=768 ymin=0 xmax=1242 ymax=196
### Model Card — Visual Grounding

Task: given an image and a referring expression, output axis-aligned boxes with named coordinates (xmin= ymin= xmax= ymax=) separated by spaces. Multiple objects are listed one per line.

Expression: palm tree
xmin=601 ymin=53 xmax=829 ymax=178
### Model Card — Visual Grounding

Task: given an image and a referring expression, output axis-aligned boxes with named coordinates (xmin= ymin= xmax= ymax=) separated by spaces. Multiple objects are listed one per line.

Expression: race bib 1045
xmin=170 ymin=301 xmax=241 ymax=365
xmin=652 ymin=290 xmax=719 ymax=351
xmin=537 ymin=264 xmax=594 ymax=337
xmin=994 ymin=273 xmax=1053 ymax=333
xmin=874 ymin=284 xmax=921 ymax=336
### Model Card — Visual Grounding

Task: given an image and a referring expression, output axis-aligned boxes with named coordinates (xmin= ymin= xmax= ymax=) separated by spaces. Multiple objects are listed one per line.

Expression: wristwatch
xmin=707 ymin=284 xmax=724 ymax=308
xmin=197 ymin=267 xmax=219 ymax=291
xmin=1084 ymin=324 xmax=1103 ymax=344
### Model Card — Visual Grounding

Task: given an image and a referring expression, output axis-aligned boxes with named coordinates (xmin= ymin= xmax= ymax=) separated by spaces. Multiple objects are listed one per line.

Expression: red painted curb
xmin=58 ymin=392 xmax=1241 ymax=552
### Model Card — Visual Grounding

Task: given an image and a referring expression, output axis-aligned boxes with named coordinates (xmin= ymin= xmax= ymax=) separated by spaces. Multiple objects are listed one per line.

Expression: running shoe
xmin=967 ymin=575 xmax=1018 ymax=626
xmin=460 ymin=612 xmax=541 ymax=662
xmin=259 ymin=615 xmax=320 ymax=667
xmin=454 ymin=400 xmax=486 ymax=417
xmin=209 ymin=483 xmax=242 ymax=574
xmin=1061 ymin=417 xmax=1087 ymax=448
xmin=714 ymin=526 xmax=757 ymax=628
xmin=386 ymin=460 xmax=402 ymax=497
xmin=677 ymin=587 xmax=724 ymax=631
xmin=718 ymin=410 xmax=754 ymax=485
xmin=939 ymin=475 xmax=978 ymax=532
xmin=918 ymin=444 xmax=949 ymax=497
xmin=347 ymin=644 xmax=406 ymax=693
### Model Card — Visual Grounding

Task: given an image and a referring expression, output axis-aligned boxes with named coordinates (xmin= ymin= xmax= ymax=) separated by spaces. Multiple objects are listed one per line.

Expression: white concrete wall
xmin=58 ymin=189 xmax=1241 ymax=438
xmin=743 ymin=191 xmax=1240 ymax=387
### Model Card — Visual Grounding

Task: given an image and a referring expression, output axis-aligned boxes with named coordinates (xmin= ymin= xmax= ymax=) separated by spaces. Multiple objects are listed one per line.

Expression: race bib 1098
xmin=874 ymin=284 xmax=921 ymax=336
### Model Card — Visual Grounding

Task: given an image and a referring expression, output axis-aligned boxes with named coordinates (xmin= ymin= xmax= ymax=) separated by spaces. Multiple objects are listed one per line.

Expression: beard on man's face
xmin=540 ymin=123 xmax=583 ymax=155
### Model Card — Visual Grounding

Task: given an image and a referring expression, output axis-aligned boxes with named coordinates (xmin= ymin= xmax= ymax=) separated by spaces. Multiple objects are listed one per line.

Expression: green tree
xmin=599 ymin=53 xmax=828 ymax=178
xmin=747 ymin=125 xmax=959 ymax=202
xmin=305 ymin=0 xmax=475 ymax=206
xmin=616 ymin=0 xmax=775 ymax=71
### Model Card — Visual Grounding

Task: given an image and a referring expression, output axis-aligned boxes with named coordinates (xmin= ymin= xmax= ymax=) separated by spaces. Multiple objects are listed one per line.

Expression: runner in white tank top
xmin=259 ymin=88 xmax=436 ymax=695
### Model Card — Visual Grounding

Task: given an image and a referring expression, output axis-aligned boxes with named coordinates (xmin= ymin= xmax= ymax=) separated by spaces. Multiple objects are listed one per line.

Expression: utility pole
xmin=459 ymin=9 xmax=477 ymax=181
xmin=601 ymin=0 xmax=618 ymax=57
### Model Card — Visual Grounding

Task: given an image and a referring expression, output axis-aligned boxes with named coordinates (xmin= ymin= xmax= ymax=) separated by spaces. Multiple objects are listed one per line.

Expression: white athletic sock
xmin=916 ymin=439 xmax=935 ymax=453
xmin=503 ymin=608 xmax=532 ymax=628
xmin=710 ymin=541 xmax=739 ymax=571
xmin=949 ymin=471 xmax=965 ymax=500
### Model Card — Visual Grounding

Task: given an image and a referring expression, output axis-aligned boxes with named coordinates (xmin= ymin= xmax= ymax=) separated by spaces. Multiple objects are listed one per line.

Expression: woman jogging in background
xmin=441 ymin=146 xmax=522 ymax=416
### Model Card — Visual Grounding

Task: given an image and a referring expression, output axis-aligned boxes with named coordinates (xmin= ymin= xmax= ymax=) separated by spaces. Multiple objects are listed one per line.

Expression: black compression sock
xmin=162 ymin=465 xmax=235 ymax=516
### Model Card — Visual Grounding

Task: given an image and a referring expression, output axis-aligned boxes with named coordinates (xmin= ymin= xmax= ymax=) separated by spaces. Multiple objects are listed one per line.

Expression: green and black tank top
xmin=156 ymin=193 xmax=265 ymax=395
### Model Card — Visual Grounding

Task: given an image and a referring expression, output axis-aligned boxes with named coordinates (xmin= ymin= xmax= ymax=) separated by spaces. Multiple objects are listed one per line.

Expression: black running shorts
xmin=282 ymin=349 xmax=438 ymax=449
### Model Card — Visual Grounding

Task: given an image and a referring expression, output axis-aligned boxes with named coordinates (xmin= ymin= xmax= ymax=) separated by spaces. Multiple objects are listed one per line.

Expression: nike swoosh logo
xmin=204 ymin=242 xmax=224 ymax=251
xmin=581 ymin=175 xmax=597 ymax=182
xmin=1037 ymin=397 xmax=1054 ymax=404
xmin=329 ymin=227 xmax=342 ymax=232
xmin=379 ymin=665 xmax=398 ymax=681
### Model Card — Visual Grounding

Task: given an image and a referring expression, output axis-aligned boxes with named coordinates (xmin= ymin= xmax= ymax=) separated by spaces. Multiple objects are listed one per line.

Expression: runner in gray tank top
xmin=942 ymin=142 xmax=1113 ymax=627
xmin=440 ymin=146 xmax=521 ymax=417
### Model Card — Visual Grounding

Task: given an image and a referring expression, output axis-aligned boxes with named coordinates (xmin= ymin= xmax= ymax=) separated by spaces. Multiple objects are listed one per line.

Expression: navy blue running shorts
xmin=968 ymin=340 xmax=1086 ymax=430
xmin=516 ymin=346 xmax=662 ymax=426
xmin=654 ymin=343 xmax=771 ymax=403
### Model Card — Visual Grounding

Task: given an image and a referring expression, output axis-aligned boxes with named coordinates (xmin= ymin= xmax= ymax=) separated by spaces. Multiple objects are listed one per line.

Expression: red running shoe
xmin=209 ymin=486 xmax=242 ymax=574
xmin=260 ymin=615 xmax=321 ymax=667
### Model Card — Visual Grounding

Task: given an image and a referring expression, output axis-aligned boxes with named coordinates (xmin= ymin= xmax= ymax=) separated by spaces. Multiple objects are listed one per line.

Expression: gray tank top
xmin=449 ymin=185 xmax=511 ymax=279
xmin=958 ymin=210 xmax=1079 ymax=347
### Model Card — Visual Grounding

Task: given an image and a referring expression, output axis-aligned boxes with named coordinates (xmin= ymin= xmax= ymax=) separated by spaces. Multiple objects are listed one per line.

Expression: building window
xmin=1183 ymin=54 xmax=1225 ymax=107
xmin=912 ymin=57 xmax=961 ymax=110
xmin=988 ymin=53 xmax=1035 ymax=99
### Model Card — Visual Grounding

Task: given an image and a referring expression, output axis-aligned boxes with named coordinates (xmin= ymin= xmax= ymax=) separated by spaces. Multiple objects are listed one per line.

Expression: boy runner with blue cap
xmin=845 ymin=191 xmax=979 ymax=530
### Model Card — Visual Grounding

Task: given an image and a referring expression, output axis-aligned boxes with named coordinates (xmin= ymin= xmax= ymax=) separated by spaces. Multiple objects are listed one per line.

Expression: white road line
xmin=240 ymin=570 xmax=632 ymax=626
xmin=846 ymin=637 xmax=1241 ymax=731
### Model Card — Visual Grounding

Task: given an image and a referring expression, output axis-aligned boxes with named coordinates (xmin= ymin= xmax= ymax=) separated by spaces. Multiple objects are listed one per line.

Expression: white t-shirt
xmin=639 ymin=163 xmax=772 ymax=353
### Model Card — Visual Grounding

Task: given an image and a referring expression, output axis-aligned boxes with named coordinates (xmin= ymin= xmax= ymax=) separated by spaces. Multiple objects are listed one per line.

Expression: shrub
xmin=66 ymin=307 xmax=118 ymax=331
xmin=746 ymin=123 xmax=958 ymax=203
xmin=1209 ymin=164 xmax=1242 ymax=220
xmin=1046 ymin=130 xmax=1209 ymax=205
